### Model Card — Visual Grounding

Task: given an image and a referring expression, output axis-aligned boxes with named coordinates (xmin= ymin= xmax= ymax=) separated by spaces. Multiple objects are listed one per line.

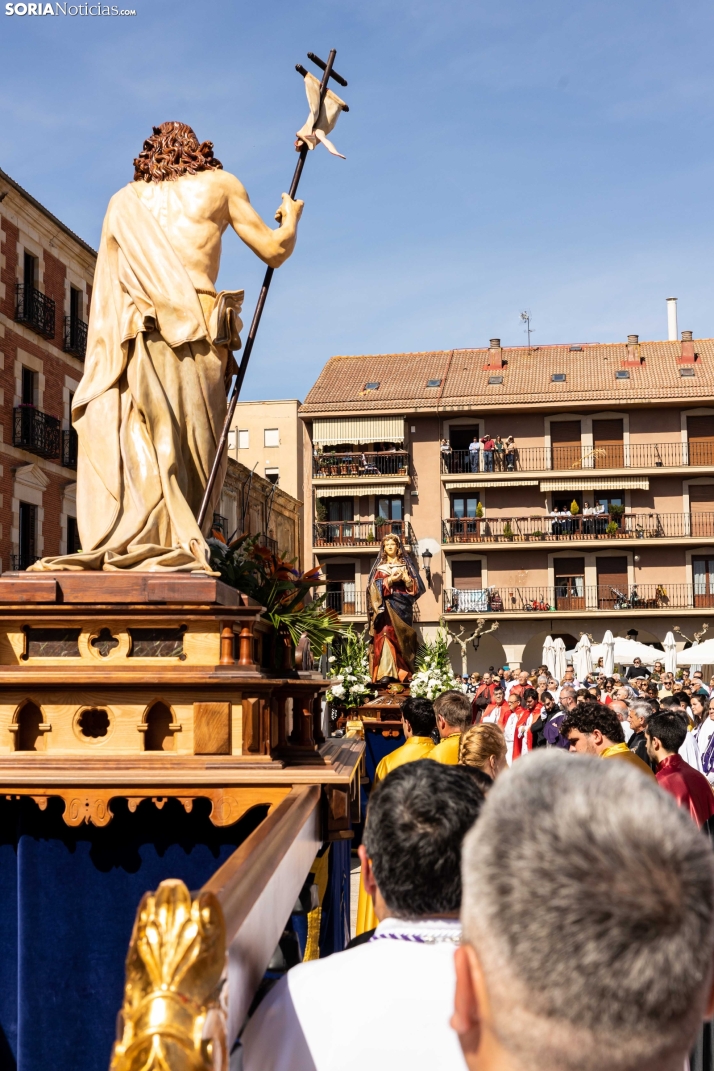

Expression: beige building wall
xmin=219 ymin=456 xmax=302 ymax=567
xmin=228 ymin=399 xmax=304 ymax=501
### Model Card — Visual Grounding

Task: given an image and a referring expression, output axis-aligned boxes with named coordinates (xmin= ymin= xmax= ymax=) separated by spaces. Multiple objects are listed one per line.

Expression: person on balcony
xmin=505 ymin=435 xmax=516 ymax=470
xmin=367 ymin=534 xmax=425 ymax=683
xmin=468 ymin=436 xmax=480 ymax=472
xmin=481 ymin=434 xmax=495 ymax=471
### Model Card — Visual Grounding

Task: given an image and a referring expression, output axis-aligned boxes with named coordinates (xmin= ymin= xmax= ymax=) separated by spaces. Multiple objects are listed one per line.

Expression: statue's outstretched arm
xmin=223 ymin=172 xmax=303 ymax=268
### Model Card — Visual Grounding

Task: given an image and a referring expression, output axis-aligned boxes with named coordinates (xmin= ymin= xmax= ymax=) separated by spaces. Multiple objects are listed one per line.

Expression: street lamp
xmin=421 ymin=547 xmax=433 ymax=588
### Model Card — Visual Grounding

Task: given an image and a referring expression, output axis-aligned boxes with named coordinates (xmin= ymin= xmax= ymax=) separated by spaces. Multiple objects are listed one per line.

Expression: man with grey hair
xmin=627 ymin=698 xmax=654 ymax=766
xmin=452 ymin=751 xmax=714 ymax=1071
xmin=610 ymin=697 xmax=634 ymax=741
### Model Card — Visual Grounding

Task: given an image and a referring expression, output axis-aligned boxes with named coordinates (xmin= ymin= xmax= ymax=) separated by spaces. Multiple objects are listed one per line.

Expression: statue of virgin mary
xmin=367 ymin=533 xmax=425 ymax=683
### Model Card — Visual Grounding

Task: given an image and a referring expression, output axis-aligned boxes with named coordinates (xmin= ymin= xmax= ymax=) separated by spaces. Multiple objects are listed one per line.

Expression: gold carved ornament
xmin=110 ymin=879 xmax=228 ymax=1071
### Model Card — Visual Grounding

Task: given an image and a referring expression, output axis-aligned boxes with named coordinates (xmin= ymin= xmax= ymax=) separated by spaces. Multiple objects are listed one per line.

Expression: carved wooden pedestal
xmin=0 ymin=572 xmax=362 ymax=832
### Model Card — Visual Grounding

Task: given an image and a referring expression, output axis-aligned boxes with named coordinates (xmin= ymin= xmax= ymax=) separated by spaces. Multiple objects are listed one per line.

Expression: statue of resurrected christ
xmin=31 ymin=121 xmax=302 ymax=573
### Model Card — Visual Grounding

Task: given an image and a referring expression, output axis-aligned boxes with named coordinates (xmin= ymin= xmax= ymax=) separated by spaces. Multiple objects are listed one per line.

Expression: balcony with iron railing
xmin=441 ymin=442 xmax=714 ymax=475
xmin=14 ymin=283 xmax=55 ymax=339
xmin=313 ymin=450 xmax=409 ymax=478
xmin=257 ymin=532 xmax=278 ymax=555
xmin=212 ymin=512 xmax=228 ymax=535
xmin=442 ymin=512 xmax=714 ymax=544
xmin=314 ymin=519 xmax=415 ymax=547
xmin=63 ymin=315 xmax=88 ymax=359
xmin=13 ymin=406 xmax=61 ymax=460
xmin=61 ymin=427 xmax=78 ymax=470
xmin=325 ymin=588 xmax=369 ymax=616
xmin=443 ymin=583 xmax=709 ymax=614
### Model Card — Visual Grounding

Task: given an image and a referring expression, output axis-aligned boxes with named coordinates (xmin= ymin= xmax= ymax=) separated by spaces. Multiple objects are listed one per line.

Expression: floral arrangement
xmin=326 ymin=627 xmax=373 ymax=710
xmin=410 ymin=629 xmax=457 ymax=700
xmin=208 ymin=532 xmax=341 ymax=654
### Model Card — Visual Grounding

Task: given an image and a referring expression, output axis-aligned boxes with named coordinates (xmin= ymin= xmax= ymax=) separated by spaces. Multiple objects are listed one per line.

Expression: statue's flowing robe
xmin=30 ymin=183 xmax=230 ymax=573
xmin=367 ymin=556 xmax=425 ymax=682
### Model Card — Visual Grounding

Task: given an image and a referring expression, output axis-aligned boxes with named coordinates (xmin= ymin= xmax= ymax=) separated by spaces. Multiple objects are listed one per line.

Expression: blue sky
xmin=2 ymin=0 xmax=714 ymax=400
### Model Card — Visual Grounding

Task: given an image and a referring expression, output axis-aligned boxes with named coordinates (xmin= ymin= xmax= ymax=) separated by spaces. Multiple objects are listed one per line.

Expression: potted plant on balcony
xmin=503 ymin=521 xmax=515 ymax=542
xmin=375 ymin=515 xmax=391 ymax=539
xmin=209 ymin=532 xmax=342 ymax=675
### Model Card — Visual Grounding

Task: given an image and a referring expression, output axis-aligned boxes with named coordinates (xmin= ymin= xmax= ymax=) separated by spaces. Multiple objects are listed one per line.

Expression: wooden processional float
xmin=0 ymin=48 xmax=359 ymax=1071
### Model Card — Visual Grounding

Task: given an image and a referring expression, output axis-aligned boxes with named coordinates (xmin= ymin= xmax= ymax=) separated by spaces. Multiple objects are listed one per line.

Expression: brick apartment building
xmin=0 ymin=167 xmax=95 ymax=570
xmin=300 ymin=334 xmax=714 ymax=672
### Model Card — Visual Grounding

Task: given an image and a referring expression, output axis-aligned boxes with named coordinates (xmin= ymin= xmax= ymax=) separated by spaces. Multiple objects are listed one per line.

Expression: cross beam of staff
xmin=197 ymin=48 xmax=349 ymax=530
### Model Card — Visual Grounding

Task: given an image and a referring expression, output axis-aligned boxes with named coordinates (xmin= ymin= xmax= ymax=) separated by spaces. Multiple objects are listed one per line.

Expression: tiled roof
xmin=299 ymin=340 xmax=714 ymax=415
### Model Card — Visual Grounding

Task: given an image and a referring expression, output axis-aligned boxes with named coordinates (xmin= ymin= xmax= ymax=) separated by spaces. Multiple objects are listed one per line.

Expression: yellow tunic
xmin=429 ymin=733 xmax=461 ymax=764
xmin=357 ymin=735 xmax=435 ymax=935
xmin=601 ymin=742 xmax=656 ymax=780
xmin=373 ymin=735 xmax=435 ymax=783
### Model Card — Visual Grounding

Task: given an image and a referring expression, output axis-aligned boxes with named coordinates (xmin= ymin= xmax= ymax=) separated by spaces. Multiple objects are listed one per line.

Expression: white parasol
xmin=542 ymin=635 xmax=556 ymax=677
xmin=601 ymin=630 xmax=616 ymax=676
xmin=553 ymin=637 xmax=567 ymax=682
xmin=663 ymin=631 xmax=678 ymax=675
xmin=677 ymin=639 xmax=714 ymax=667
xmin=573 ymin=634 xmax=593 ymax=681
xmin=589 ymin=637 xmax=662 ymax=668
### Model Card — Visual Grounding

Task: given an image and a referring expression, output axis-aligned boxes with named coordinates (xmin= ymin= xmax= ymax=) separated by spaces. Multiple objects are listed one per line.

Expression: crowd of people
xmin=242 ymin=666 xmax=714 ymax=1071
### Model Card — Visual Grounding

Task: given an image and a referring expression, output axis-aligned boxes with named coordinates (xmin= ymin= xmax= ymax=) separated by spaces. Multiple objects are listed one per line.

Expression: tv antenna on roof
xmin=520 ymin=310 xmax=534 ymax=351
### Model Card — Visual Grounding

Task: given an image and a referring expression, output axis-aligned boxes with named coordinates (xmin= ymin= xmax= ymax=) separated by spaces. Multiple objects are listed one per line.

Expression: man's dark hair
xmin=401 ymin=696 xmax=436 ymax=737
xmin=364 ymin=762 xmax=484 ymax=918
xmin=561 ymin=701 xmax=625 ymax=744
xmin=434 ymin=690 xmax=472 ymax=731
xmin=522 ymin=688 xmax=538 ymax=703
xmin=646 ymin=711 xmax=688 ymax=755
xmin=671 ymin=690 xmax=691 ymax=709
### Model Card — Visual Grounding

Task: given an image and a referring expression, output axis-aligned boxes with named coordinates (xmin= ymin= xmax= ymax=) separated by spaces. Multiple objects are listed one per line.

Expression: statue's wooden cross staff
xmin=197 ymin=48 xmax=349 ymax=530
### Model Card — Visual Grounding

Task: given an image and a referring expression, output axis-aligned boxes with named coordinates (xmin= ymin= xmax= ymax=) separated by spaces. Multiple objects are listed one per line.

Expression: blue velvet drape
xmin=0 ymin=795 xmax=267 ymax=1071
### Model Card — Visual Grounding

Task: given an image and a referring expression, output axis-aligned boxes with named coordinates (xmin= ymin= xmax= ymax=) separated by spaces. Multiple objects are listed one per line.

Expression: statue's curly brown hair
xmin=133 ymin=121 xmax=223 ymax=183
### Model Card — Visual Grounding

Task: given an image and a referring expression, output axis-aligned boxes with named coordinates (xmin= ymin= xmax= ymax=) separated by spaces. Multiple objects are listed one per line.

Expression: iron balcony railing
xmin=325 ymin=588 xmax=368 ymax=615
xmin=212 ymin=512 xmax=228 ymax=535
xmin=441 ymin=442 xmax=714 ymax=474
xmin=63 ymin=315 xmax=88 ymax=359
xmin=313 ymin=450 xmax=409 ymax=478
xmin=442 ymin=512 xmax=714 ymax=544
xmin=13 ymin=406 xmax=61 ymax=460
xmin=444 ymin=583 xmax=705 ymax=614
xmin=10 ymin=554 xmax=40 ymax=572
xmin=15 ymin=283 xmax=55 ymax=339
xmin=314 ymin=519 xmax=415 ymax=547
xmin=257 ymin=533 xmax=278 ymax=555
xmin=61 ymin=428 xmax=78 ymax=470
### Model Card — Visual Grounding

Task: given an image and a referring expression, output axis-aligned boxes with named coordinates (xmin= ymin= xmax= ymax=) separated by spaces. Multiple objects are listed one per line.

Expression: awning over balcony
xmin=315 ymin=484 xmax=407 ymax=497
xmin=312 ymin=416 xmax=405 ymax=445
xmin=539 ymin=477 xmax=649 ymax=491
xmin=444 ymin=479 xmax=539 ymax=489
